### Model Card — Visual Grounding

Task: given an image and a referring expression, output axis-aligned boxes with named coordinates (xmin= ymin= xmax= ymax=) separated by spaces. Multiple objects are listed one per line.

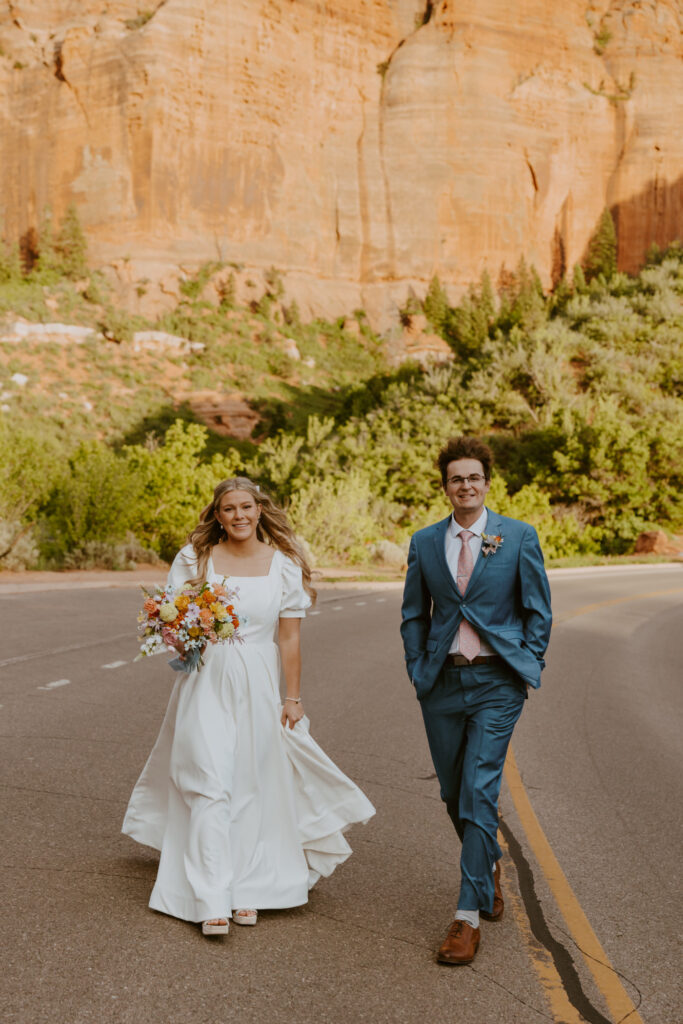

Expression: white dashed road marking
xmin=355 ymin=601 xmax=367 ymax=606
xmin=309 ymin=611 xmax=321 ymax=616
xmin=331 ymin=605 xmax=343 ymax=611
xmin=102 ymin=660 xmax=127 ymax=669
xmin=38 ymin=679 xmax=71 ymax=691
xmin=375 ymin=597 xmax=386 ymax=602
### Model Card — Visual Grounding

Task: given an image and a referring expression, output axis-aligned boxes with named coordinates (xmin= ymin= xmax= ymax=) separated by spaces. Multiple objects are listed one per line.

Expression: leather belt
xmin=447 ymin=654 xmax=502 ymax=667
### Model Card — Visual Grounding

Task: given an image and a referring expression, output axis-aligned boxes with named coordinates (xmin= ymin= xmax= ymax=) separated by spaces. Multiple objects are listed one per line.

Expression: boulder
xmin=633 ymin=530 xmax=682 ymax=556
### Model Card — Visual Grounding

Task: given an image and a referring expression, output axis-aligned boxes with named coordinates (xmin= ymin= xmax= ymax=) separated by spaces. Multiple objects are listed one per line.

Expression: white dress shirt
xmin=445 ymin=507 xmax=495 ymax=656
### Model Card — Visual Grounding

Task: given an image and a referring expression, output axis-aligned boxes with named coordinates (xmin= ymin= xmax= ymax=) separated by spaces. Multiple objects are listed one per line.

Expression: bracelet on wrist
xmin=284 ymin=696 xmax=302 ymax=703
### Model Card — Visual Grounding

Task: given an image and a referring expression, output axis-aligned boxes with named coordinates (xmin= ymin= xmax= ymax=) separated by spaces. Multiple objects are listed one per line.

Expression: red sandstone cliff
xmin=0 ymin=1 xmax=681 ymax=324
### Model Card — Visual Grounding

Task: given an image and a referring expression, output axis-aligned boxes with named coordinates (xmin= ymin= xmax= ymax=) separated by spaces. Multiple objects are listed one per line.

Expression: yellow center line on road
xmin=505 ymin=749 xmax=643 ymax=1024
xmin=502 ymin=587 xmax=683 ymax=1022
xmin=500 ymin=845 xmax=586 ymax=1023
xmin=552 ymin=586 xmax=683 ymax=626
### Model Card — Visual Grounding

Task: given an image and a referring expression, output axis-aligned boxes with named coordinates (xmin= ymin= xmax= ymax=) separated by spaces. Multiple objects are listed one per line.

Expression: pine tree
xmin=35 ymin=207 xmax=62 ymax=278
xmin=572 ymin=263 xmax=587 ymax=293
xmin=423 ymin=274 xmax=449 ymax=330
xmin=583 ymin=208 xmax=617 ymax=282
xmin=56 ymin=203 xmax=88 ymax=279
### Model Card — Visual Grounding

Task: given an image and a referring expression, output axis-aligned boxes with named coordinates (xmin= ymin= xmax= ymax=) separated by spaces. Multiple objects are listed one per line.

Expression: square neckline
xmin=208 ymin=548 xmax=278 ymax=579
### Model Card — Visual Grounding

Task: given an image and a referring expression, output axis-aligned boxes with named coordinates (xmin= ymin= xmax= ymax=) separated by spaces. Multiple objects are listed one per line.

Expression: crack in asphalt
xmin=0 ymin=733 xmax=122 ymax=745
xmin=547 ymin=916 xmax=644 ymax=1023
xmin=0 ymin=782 xmax=120 ymax=803
xmin=0 ymin=631 xmax=136 ymax=669
xmin=2 ymin=863 xmax=153 ymax=881
xmin=500 ymin=817 xmax=613 ymax=1024
xmin=470 ymin=964 xmax=555 ymax=1020
xmin=309 ymin=905 xmax=556 ymax=1017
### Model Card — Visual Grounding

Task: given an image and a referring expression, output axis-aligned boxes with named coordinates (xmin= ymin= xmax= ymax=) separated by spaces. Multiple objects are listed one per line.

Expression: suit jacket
xmin=400 ymin=509 xmax=552 ymax=699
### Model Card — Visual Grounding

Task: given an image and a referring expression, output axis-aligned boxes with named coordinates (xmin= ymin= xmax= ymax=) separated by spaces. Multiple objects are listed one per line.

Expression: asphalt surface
xmin=0 ymin=565 xmax=681 ymax=1024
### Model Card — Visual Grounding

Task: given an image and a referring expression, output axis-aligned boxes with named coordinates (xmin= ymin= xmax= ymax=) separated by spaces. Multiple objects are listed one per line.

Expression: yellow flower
xmin=216 ymin=621 xmax=235 ymax=639
xmin=175 ymin=594 xmax=191 ymax=612
xmin=189 ymin=626 xmax=202 ymax=638
xmin=210 ymin=602 xmax=229 ymax=621
xmin=159 ymin=602 xmax=178 ymax=623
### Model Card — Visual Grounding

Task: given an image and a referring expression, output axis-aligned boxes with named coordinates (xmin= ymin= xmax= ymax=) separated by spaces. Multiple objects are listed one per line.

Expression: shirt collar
xmin=450 ymin=507 xmax=488 ymax=538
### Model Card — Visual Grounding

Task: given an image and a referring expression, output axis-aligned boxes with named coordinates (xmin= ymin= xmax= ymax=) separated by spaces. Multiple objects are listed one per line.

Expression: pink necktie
xmin=456 ymin=530 xmax=481 ymax=661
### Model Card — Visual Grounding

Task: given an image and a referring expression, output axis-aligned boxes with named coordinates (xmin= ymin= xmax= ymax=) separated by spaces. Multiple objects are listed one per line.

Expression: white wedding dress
xmin=122 ymin=545 xmax=375 ymax=923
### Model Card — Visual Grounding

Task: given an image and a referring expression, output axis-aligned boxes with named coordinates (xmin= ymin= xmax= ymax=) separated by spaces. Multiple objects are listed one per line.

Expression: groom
xmin=401 ymin=436 xmax=552 ymax=964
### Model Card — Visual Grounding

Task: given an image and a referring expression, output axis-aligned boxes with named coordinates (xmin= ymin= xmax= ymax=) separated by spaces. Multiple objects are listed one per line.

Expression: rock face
xmin=0 ymin=1 xmax=681 ymax=325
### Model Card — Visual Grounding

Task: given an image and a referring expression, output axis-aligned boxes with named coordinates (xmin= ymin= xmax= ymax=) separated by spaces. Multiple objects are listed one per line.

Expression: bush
xmin=62 ymin=533 xmax=163 ymax=571
xmin=43 ymin=442 xmax=143 ymax=560
xmin=122 ymin=420 xmax=243 ymax=559
xmin=0 ymin=520 xmax=40 ymax=570
xmin=287 ymin=472 xmax=381 ymax=564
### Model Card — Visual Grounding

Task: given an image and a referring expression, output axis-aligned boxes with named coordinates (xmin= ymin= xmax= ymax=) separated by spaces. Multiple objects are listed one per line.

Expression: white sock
xmin=455 ymin=908 xmax=479 ymax=929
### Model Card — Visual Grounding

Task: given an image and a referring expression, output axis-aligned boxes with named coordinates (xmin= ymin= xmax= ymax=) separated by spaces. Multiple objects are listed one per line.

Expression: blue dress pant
xmin=420 ymin=661 xmax=525 ymax=913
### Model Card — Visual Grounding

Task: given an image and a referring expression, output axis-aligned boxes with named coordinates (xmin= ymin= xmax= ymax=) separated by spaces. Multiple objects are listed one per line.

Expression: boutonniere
xmin=481 ymin=532 xmax=504 ymax=557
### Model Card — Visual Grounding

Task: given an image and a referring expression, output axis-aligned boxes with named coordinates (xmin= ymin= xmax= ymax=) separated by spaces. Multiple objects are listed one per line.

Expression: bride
xmin=123 ymin=476 xmax=375 ymax=935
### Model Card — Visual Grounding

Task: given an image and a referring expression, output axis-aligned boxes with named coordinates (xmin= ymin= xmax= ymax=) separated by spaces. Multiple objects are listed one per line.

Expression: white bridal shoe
xmin=202 ymin=917 xmax=230 ymax=935
xmin=232 ymin=909 xmax=258 ymax=926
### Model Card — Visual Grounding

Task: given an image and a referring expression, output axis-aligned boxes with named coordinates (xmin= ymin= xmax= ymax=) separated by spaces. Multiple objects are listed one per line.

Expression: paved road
xmin=0 ymin=566 xmax=681 ymax=1024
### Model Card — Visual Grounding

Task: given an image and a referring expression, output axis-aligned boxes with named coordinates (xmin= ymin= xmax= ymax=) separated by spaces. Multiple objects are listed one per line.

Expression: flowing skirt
xmin=122 ymin=641 xmax=375 ymax=922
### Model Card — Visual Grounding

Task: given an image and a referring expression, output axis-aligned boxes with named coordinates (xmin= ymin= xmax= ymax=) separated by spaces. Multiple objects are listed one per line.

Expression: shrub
xmin=287 ymin=472 xmax=380 ymax=564
xmin=0 ymin=520 xmax=40 ymax=570
xmin=62 ymin=533 xmax=163 ymax=571
xmin=43 ymin=442 xmax=143 ymax=559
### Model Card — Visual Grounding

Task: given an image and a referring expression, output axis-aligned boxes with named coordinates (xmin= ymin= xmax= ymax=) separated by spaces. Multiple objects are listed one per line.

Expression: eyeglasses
xmin=447 ymin=474 xmax=486 ymax=486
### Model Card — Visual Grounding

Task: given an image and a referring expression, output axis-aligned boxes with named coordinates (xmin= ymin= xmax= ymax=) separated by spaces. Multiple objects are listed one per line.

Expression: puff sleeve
xmin=166 ymin=544 xmax=199 ymax=590
xmin=279 ymin=555 xmax=312 ymax=618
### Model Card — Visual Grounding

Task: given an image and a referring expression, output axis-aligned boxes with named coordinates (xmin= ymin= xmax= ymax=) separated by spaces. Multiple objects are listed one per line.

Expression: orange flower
xmin=175 ymin=594 xmax=191 ymax=612
xmin=143 ymin=598 xmax=158 ymax=615
xmin=199 ymin=608 xmax=213 ymax=626
xmin=213 ymin=584 xmax=227 ymax=598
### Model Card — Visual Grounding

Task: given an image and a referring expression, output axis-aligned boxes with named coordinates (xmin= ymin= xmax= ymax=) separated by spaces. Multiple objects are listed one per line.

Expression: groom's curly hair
xmin=437 ymin=436 xmax=494 ymax=485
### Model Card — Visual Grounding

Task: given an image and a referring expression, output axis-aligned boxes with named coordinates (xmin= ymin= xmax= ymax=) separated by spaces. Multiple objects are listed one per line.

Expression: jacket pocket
xmin=425 ymin=637 xmax=439 ymax=652
xmin=496 ymin=626 xmax=524 ymax=639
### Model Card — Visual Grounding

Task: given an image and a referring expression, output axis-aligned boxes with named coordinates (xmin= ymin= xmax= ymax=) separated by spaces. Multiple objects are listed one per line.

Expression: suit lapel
xmin=465 ymin=508 xmax=502 ymax=595
xmin=432 ymin=516 xmax=461 ymax=598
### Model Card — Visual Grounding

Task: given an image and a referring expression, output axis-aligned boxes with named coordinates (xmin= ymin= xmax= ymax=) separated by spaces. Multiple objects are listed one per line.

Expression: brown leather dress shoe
xmin=481 ymin=860 xmax=504 ymax=921
xmin=437 ymin=920 xmax=480 ymax=964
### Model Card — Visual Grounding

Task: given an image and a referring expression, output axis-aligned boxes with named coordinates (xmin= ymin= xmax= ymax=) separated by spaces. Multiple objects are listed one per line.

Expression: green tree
xmin=44 ymin=442 xmax=142 ymax=557
xmin=423 ymin=275 xmax=449 ymax=331
xmin=123 ymin=420 xmax=242 ymax=559
xmin=584 ymin=208 xmax=617 ymax=282
xmin=572 ymin=263 xmax=588 ymax=293
xmin=34 ymin=207 xmax=62 ymax=279
xmin=0 ymin=421 xmax=62 ymax=563
xmin=55 ymin=203 xmax=89 ymax=279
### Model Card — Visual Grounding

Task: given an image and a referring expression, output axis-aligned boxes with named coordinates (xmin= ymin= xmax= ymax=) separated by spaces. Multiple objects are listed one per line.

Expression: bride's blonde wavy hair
xmin=186 ymin=476 xmax=316 ymax=601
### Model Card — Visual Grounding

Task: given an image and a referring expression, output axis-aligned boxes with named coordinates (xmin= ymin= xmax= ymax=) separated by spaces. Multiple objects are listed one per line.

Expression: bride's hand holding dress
xmin=122 ymin=477 xmax=375 ymax=935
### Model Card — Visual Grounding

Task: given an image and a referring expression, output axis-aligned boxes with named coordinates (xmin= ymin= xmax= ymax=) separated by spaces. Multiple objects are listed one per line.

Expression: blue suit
xmin=400 ymin=509 xmax=552 ymax=912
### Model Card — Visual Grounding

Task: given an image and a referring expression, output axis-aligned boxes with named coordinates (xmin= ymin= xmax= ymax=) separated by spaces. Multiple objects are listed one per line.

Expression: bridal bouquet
xmin=135 ymin=580 xmax=243 ymax=672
